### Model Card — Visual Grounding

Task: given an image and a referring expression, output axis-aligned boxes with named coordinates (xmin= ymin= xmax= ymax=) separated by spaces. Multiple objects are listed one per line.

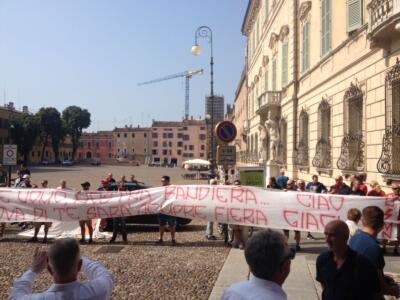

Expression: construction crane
xmin=138 ymin=69 xmax=203 ymax=119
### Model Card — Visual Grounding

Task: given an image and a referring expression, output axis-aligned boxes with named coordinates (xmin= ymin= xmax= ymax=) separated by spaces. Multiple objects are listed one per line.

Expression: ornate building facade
xmin=239 ymin=0 xmax=400 ymax=189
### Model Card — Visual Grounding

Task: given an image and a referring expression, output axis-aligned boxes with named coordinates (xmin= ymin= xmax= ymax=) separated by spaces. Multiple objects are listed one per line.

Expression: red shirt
xmin=367 ymin=190 xmax=385 ymax=197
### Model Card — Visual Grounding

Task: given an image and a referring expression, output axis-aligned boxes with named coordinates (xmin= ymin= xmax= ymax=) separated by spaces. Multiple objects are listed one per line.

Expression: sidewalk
xmin=208 ymin=248 xmax=321 ymax=300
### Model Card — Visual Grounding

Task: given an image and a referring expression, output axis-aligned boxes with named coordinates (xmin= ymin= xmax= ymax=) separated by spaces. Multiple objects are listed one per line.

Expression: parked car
xmin=89 ymin=160 xmax=101 ymax=166
xmin=40 ymin=160 xmax=50 ymax=165
xmin=103 ymin=181 xmax=191 ymax=230
xmin=61 ymin=160 xmax=74 ymax=166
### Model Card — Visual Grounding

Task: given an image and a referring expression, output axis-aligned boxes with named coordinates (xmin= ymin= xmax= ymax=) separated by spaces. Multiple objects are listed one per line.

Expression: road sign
xmin=215 ymin=121 xmax=237 ymax=144
xmin=217 ymin=145 xmax=236 ymax=166
xmin=3 ymin=144 xmax=17 ymax=166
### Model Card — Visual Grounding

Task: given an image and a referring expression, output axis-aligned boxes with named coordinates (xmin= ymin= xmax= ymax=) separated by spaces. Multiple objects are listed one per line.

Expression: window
xmin=347 ymin=0 xmax=362 ymax=33
xmin=169 ymin=150 xmax=172 ymax=155
xmin=144 ymin=133 xmax=147 ymax=138
xmin=321 ymin=0 xmax=331 ymax=56
xmin=177 ymin=133 xmax=183 ymax=138
xmin=144 ymin=148 xmax=147 ymax=153
xmin=281 ymin=42 xmax=288 ymax=87
xmin=169 ymin=141 xmax=172 ymax=147
xmin=200 ymin=126 xmax=205 ymax=130
xmin=189 ymin=145 xmax=194 ymax=150
xmin=177 ymin=150 xmax=182 ymax=155
xmin=31 ymin=151 xmax=34 ymax=157
xmin=96 ymin=142 xmax=99 ymax=148
xmin=88 ymin=142 xmax=91 ymax=149
xmin=200 ymin=153 xmax=204 ymax=157
xmin=302 ymin=21 xmax=310 ymax=72
xmin=295 ymin=110 xmax=309 ymax=167
xmin=312 ymin=100 xmax=331 ymax=169
xmin=153 ymin=141 xmax=158 ymax=147
xmin=152 ymin=150 xmax=157 ymax=155
xmin=199 ymin=134 xmax=206 ymax=140
xmin=183 ymin=135 xmax=189 ymax=141
xmin=163 ymin=141 xmax=167 ymax=147
xmin=201 ymin=145 xmax=205 ymax=150
xmin=168 ymin=133 xmax=173 ymax=138
xmin=108 ymin=142 xmax=112 ymax=148
xmin=124 ymin=133 xmax=127 ymax=138
xmin=132 ymin=133 xmax=135 ymax=138
xmin=132 ymin=148 xmax=135 ymax=153
xmin=177 ymin=141 xmax=183 ymax=147
xmin=272 ymin=58 xmax=277 ymax=91
xmin=108 ymin=153 xmax=112 ymax=158
xmin=163 ymin=133 xmax=168 ymax=138
xmin=152 ymin=133 xmax=158 ymax=138
xmin=184 ymin=145 xmax=187 ymax=150
xmin=183 ymin=126 xmax=188 ymax=130
xmin=117 ymin=133 xmax=120 ymax=138
xmin=163 ymin=150 xmax=168 ymax=155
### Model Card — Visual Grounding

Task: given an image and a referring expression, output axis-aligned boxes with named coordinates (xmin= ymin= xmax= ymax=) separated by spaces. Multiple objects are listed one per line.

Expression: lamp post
xmin=192 ymin=26 xmax=216 ymax=178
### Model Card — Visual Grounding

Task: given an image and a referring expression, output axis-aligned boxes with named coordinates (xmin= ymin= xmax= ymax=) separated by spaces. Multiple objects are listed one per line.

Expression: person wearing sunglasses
xmin=221 ymin=229 xmax=294 ymax=300
xmin=317 ymin=220 xmax=381 ymax=299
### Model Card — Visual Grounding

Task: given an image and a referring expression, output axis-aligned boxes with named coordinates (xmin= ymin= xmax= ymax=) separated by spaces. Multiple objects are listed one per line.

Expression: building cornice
xmin=241 ymin=0 xmax=261 ymax=36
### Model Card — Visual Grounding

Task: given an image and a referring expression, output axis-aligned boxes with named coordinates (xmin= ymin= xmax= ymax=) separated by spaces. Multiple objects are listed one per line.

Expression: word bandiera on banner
xmin=0 ymin=185 xmax=398 ymax=239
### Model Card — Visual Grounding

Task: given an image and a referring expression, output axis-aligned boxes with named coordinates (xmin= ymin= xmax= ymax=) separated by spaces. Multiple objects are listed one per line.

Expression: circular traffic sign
xmin=6 ymin=149 xmax=14 ymax=157
xmin=215 ymin=121 xmax=237 ymax=144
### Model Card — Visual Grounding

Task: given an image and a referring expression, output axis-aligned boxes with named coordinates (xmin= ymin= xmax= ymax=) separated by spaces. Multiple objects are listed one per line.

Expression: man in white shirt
xmin=221 ymin=229 xmax=294 ymax=300
xmin=8 ymin=238 xmax=114 ymax=300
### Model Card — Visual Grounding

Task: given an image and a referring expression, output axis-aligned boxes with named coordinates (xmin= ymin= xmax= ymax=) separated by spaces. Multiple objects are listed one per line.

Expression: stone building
xmin=239 ymin=0 xmax=400 ymax=189
xmin=151 ymin=119 xmax=207 ymax=166
xmin=113 ymin=126 xmax=152 ymax=164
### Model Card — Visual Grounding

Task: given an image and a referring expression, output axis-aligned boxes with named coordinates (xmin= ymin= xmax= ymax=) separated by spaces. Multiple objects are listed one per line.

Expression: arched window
xmin=337 ymin=83 xmax=365 ymax=171
xmin=312 ymin=100 xmax=331 ymax=169
xmin=295 ymin=109 xmax=309 ymax=167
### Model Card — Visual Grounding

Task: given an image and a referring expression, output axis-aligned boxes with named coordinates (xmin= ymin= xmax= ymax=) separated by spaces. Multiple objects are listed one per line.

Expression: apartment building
xmin=151 ymin=119 xmax=207 ymax=166
xmin=239 ymin=0 xmax=400 ymax=189
xmin=77 ymin=131 xmax=114 ymax=161
xmin=113 ymin=126 xmax=152 ymax=164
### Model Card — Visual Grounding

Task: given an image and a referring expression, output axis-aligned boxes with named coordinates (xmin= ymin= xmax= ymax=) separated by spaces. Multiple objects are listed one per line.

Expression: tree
xmin=10 ymin=113 xmax=40 ymax=162
xmin=36 ymin=107 xmax=63 ymax=162
xmin=62 ymin=106 xmax=91 ymax=159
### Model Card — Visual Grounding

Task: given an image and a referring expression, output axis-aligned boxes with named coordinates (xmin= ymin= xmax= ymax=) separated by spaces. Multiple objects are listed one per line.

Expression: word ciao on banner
xmin=0 ymin=185 xmax=398 ymax=239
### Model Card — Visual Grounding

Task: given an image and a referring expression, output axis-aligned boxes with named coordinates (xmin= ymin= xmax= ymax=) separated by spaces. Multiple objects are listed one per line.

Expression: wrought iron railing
xmin=294 ymin=141 xmax=308 ymax=167
xmin=368 ymin=0 xmax=400 ymax=33
xmin=377 ymin=125 xmax=400 ymax=175
xmin=312 ymin=138 xmax=332 ymax=169
xmin=337 ymin=133 xmax=365 ymax=171
xmin=258 ymin=91 xmax=281 ymax=109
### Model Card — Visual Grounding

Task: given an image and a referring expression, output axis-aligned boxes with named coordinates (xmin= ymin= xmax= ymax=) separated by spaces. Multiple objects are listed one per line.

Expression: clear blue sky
xmin=0 ymin=1 xmax=248 ymax=131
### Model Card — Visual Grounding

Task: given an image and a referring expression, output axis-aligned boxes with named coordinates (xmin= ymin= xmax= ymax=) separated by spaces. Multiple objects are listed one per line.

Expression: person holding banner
xmin=156 ymin=175 xmax=177 ymax=245
xmin=79 ymin=181 xmax=94 ymax=244
xmin=109 ymin=181 xmax=128 ymax=244
xmin=205 ymin=178 xmax=218 ymax=240
xmin=8 ymin=238 xmax=115 ymax=299
xmin=381 ymin=183 xmax=400 ymax=256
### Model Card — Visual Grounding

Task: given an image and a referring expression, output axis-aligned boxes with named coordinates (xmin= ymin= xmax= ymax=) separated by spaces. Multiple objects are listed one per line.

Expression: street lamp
xmin=192 ymin=26 xmax=215 ymax=178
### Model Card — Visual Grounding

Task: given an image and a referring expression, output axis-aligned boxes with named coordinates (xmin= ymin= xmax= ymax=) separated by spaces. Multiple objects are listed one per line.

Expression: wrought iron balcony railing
xmin=312 ymin=138 xmax=332 ymax=169
xmin=337 ymin=133 xmax=365 ymax=171
xmin=368 ymin=0 xmax=400 ymax=45
xmin=377 ymin=124 xmax=400 ymax=175
xmin=257 ymin=91 xmax=281 ymax=113
xmin=294 ymin=141 xmax=308 ymax=167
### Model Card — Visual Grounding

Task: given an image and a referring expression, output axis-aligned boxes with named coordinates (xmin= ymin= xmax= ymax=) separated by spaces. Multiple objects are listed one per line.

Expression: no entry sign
xmin=3 ymin=144 xmax=17 ymax=166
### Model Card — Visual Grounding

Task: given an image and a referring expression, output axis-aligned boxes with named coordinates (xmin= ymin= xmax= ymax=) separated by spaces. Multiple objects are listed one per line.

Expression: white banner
xmin=0 ymin=186 xmax=398 ymax=239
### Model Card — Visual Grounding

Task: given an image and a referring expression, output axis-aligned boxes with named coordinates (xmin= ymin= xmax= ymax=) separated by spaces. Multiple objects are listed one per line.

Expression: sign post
xmin=3 ymin=144 xmax=17 ymax=187
xmin=215 ymin=121 xmax=237 ymax=182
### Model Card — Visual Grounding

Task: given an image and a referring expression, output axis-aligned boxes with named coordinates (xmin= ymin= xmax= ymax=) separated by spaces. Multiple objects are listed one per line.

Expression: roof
xmin=113 ymin=127 xmax=151 ymax=132
xmin=152 ymin=121 xmax=183 ymax=127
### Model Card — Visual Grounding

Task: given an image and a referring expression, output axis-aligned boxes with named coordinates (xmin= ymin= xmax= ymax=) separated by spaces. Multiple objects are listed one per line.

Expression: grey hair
xmin=244 ymin=229 xmax=287 ymax=280
xmin=48 ymin=238 xmax=80 ymax=277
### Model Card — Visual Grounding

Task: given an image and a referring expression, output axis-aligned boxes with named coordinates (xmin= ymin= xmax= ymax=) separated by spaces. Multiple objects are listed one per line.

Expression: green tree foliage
xmin=36 ymin=107 xmax=64 ymax=162
xmin=62 ymin=106 xmax=91 ymax=159
xmin=10 ymin=113 xmax=40 ymax=162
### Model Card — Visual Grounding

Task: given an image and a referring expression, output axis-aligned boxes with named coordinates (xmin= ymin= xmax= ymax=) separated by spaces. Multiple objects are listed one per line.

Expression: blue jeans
xmin=112 ymin=217 xmax=127 ymax=241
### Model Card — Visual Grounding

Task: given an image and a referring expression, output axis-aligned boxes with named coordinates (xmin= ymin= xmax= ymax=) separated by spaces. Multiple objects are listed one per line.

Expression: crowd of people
xmin=266 ymin=170 xmax=400 ymax=255
xmin=222 ymin=206 xmax=400 ymax=300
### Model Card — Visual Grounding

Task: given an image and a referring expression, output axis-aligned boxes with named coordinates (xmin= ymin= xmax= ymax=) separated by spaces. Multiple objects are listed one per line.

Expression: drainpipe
xmin=292 ymin=0 xmax=299 ymax=168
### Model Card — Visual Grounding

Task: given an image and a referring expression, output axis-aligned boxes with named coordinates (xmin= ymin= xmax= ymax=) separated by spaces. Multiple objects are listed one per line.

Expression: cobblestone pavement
xmin=0 ymin=164 xmax=231 ymax=300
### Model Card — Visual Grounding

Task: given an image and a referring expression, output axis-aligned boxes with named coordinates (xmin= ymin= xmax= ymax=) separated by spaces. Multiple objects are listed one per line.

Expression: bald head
xmin=324 ymin=220 xmax=349 ymax=252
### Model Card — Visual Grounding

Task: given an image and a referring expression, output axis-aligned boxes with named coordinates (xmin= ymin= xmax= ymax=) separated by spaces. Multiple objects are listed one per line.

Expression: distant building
xmin=77 ymin=131 xmax=114 ymax=162
xmin=205 ymin=95 xmax=224 ymax=123
xmin=151 ymin=118 xmax=207 ymax=166
xmin=113 ymin=126 xmax=152 ymax=164
xmin=29 ymin=135 xmax=74 ymax=163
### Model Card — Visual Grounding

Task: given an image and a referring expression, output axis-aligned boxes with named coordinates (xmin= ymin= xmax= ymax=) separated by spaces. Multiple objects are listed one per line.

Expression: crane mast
xmin=138 ymin=69 xmax=203 ymax=119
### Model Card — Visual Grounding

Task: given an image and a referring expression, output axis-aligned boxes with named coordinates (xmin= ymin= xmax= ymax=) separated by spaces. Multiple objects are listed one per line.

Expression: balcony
xmin=368 ymin=0 xmax=400 ymax=49
xmin=256 ymin=91 xmax=281 ymax=115
xmin=377 ymin=124 xmax=400 ymax=180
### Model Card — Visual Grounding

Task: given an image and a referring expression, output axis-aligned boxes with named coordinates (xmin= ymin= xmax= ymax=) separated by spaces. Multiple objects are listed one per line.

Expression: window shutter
xmin=302 ymin=22 xmax=310 ymax=72
xmin=272 ymin=59 xmax=277 ymax=91
xmin=347 ymin=0 xmax=362 ymax=32
xmin=321 ymin=0 xmax=331 ymax=56
xmin=281 ymin=43 xmax=288 ymax=87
